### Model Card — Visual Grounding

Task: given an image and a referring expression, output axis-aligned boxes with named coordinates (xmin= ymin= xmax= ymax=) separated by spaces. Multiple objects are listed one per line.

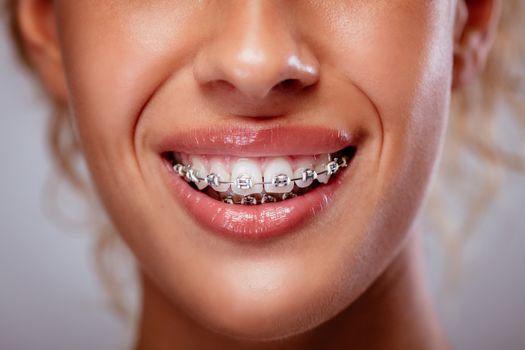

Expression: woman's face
xmin=51 ymin=0 xmax=455 ymax=340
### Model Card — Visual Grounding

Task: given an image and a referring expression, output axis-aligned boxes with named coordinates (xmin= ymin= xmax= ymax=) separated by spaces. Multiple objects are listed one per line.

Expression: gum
xmin=178 ymin=153 xmax=328 ymax=173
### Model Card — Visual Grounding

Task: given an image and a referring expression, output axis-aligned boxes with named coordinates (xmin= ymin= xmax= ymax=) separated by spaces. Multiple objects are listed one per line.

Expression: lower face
xmin=54 ymin=0 xmax=454 ymax=340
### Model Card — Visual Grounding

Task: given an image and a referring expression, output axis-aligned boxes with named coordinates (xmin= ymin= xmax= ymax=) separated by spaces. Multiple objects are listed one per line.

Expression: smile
xmin=157 ymin=125 xmax=361 ymax=239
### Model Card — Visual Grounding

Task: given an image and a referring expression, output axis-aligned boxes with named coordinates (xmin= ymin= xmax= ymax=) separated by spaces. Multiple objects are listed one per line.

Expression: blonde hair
xmin=429 ymin=0 xmax=525 ymax=287
xmin=4 ymin=0 xmax=525 ymax=320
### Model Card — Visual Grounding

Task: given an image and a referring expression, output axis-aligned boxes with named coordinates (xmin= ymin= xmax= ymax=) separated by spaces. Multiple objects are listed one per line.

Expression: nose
xmin=193 ymin=2 xmax=320 ymax=104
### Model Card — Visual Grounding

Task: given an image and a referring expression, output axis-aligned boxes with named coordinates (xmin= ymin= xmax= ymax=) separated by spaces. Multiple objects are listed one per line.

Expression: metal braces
xmin=172 ymin=155 xmax=349 ymax=191
xmin=221 ymin=192 xmax=298 ymax=205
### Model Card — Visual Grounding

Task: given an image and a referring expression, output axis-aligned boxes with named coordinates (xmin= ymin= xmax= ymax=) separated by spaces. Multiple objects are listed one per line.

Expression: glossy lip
xmin=156 ymin=124 xmax=360 ymax=156
xmin=156 ymin=125 xmax=359 ymax=241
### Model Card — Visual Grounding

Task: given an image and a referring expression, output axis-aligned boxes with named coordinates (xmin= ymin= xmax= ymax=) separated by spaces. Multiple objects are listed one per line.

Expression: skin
xmin=17 ymin=0 xmax=501 ymax=348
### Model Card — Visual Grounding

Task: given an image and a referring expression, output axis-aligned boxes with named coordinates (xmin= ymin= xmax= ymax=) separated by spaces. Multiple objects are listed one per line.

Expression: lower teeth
xmin=171 ymin=151 xmax=353 ymax=205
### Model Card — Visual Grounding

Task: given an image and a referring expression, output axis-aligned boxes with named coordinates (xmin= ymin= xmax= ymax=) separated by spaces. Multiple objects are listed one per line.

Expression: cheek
xmin=54 ymin=2 xmax=202 ymax=171
xmin=316 ymin=2 xmax=455 ymax=264
xmin=330 ymin=1 xmax=454 ymax=202
xmin=52 ymin=2 xmax=213 ymax=239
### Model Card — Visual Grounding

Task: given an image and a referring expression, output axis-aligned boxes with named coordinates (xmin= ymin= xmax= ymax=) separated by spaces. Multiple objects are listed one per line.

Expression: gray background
xmin=1 ymin=15 xmax=524 ymax=350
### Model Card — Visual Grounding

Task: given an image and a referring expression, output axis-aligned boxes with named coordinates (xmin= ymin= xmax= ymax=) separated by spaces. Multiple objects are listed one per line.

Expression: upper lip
xmin=156 ymin=124 xmax=361 ymax=157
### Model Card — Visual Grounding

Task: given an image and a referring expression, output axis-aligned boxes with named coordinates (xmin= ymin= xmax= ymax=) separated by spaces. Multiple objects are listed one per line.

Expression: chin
xmin=164 ymin=255 xmax=358 ymax=343
xmin=193 ymin=286 xmax=336 ymax=342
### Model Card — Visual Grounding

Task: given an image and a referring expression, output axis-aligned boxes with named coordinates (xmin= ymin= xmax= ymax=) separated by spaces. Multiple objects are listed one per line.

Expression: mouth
xmin=157 ymin=125 xmax=360 ymax=240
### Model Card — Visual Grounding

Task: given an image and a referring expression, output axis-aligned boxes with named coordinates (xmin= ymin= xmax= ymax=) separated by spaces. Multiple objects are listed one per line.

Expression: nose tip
xmin=194 ymin=47 xmax=319 ymax=101
xmin=193 ymin=5 xmax=320 ymax=103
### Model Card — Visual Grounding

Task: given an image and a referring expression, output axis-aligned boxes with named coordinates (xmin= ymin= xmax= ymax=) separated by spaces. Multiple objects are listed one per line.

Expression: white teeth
xmin=293 ymin=157 xmax=316 ymax=188
xmin=174 ymin=150 xmax=349 ymax=201
xmin=231 ymin=158 xmax=263 ymax=196
xmin=209 ymin=159 xmax=230 ymax=192
xmin=263 ymin=157 xmax=294 ymax=194
xmin=315 ymin=154 xmax=331 ymax=184
xmin=189 ymin=156 xmax=208 ymax=190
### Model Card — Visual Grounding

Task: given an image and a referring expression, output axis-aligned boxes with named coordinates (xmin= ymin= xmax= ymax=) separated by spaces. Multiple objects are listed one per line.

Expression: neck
xmin=134 ymin=230 xmax=450 ymax=350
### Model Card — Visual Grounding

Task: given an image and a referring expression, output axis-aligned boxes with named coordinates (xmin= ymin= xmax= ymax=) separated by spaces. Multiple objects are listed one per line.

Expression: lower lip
xmin=161 ymin=158 xmax=353 ymax=241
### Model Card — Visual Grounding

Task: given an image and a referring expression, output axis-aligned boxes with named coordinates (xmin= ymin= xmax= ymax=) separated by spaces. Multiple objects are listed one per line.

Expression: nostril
xmin=275 ymin=79 xmax=303 ymax=92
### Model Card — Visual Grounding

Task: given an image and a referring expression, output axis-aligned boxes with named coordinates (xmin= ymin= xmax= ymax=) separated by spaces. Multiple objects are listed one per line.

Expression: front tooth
xmin=209 ymin=159 xmax=231 ymax=193
xmin=293 ymin=157 xmax=316 ymax=188
xmin=263 ymin=157 xmax=294 ymax=193
xmin=315 ymin=154 xmax=331 ymax=184
xmin=189 ymin=155 xmax=208 ymax=190
xmin=231 ymin=158 xmax=263 ymax=196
